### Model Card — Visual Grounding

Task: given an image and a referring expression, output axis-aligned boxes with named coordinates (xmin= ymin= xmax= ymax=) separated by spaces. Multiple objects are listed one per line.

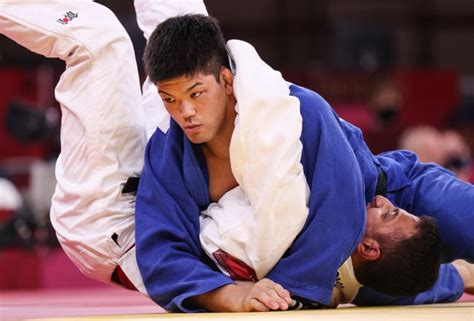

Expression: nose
xmin=180 ymin=101 xmax=196 ymax=120
xmin=373 ymin=195 xmax=393 ymax=211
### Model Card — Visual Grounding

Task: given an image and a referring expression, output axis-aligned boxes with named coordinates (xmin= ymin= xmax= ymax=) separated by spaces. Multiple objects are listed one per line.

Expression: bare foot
xmin=453 ymin=259 xmax=474 ymax=295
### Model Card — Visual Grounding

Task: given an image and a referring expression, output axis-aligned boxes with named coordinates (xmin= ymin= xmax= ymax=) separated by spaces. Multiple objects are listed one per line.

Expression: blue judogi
xmin=136 ymin=84 xmax=473 ymax=311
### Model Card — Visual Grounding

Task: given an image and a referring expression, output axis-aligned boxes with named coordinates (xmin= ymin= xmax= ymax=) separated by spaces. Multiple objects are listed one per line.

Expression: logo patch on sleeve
xmin=57 ymin=11 xmax=78 ymax=25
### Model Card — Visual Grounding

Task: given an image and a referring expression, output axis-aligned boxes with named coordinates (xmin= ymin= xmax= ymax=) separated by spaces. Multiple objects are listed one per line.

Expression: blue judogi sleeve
xmin=267 ymin=85 xmax=367 ymax=305
xmin=135 ymin=124 xmax=233 ymax=312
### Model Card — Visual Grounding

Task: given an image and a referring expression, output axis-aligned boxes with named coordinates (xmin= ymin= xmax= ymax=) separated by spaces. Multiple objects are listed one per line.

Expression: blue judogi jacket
xmin=136 ymin=84 xmax=376 ymax=311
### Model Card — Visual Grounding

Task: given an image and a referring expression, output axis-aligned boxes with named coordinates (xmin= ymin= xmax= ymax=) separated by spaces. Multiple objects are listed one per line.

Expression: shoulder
xmin=289 ymin=84 xmax=329 ymax=108
xmin=289 ymin=84 xmax=336 ymax=122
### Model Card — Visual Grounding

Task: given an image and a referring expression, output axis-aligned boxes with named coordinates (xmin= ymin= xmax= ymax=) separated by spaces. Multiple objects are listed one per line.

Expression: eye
xmin=382 ymin=208 xmax=400 ymax=221
xmin=191 ymin=91 xmax=202 ymax=98
xmin=162 ymin=97 xmax=175 ymax=103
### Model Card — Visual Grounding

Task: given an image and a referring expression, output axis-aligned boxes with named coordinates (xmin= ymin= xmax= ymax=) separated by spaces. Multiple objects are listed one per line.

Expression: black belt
xmin=375 ymin=169 xmax=387 ymax=197
xmin=288 ymin=296 xmax=327 ymax=310
xmin=122 ymin=176 xmax=140 ymax=194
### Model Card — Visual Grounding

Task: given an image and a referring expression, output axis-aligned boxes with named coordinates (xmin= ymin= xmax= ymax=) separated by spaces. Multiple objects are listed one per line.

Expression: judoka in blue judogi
xmin=136 ymin=14 xmax=473 ymax=312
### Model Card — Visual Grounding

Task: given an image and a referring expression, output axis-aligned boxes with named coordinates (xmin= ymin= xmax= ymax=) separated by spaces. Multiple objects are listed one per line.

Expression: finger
xmin=273 ymin=283 xmax=292 ymax=304
xmin=249 ymin=298 xmax=270 ymax=312
xmin=265 ymin=288 xmax=289 ymax=310
xmin=256 ymin=291 xmax=281 ymax=310
xmin=257 ymin=279 xmax=291 ymax=307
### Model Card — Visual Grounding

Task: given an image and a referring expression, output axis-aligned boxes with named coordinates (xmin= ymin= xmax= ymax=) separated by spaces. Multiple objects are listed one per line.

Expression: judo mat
xmin=1 ymin=287 xmax=473 ymax=321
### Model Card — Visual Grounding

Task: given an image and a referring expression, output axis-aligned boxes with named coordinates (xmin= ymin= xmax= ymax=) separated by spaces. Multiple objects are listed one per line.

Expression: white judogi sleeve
xmin=134 ymin=0 xmax=208 ymax=136
xmin=0 ymin=1 xmax=147 ymax=290
xmin=200 ymin=40 xmax=309 ymax=279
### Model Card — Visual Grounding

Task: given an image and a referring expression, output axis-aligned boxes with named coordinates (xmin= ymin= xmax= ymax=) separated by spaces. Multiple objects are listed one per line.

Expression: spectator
xmin=442 ymin=130 xmax=472 ymax=183
xmin=398 ymin=126 xmax=444 ymax=165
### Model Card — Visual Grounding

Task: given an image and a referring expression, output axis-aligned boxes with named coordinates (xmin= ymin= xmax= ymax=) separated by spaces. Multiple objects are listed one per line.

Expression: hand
xmin=237 ymin=278 xmax=292 ymax=312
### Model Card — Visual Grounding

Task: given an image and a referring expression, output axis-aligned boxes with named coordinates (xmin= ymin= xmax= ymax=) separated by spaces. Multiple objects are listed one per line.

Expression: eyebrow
xmin=158 ymin=82 xmax=204 ymax=97
xmin=186 ymin=82 xmax=203 ymax=92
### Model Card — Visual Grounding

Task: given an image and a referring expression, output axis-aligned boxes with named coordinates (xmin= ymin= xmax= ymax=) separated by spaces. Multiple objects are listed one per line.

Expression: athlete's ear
xmin=357 ymin=237 xmax=381 ymax=261
xmin=221 ymin=67 xmax=234 ymax=95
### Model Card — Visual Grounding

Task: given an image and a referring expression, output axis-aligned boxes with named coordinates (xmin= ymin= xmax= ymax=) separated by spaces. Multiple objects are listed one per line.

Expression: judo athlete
xmin=135 ymin=14 xmax=474 ymax=311
xmin=0 ymin=0 xmax=206 ymax=292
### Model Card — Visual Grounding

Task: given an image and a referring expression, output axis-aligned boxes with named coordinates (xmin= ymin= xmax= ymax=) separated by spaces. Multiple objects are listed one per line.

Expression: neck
xmin=203 ymin=98 xmax=237 ymax=160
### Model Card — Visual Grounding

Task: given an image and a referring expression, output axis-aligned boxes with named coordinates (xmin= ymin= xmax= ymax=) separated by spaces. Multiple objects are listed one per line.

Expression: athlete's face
xmin=157 ymin=69 xmax=236 ymax=145
xmin=365 ymin=195 xmax=420 ymax=238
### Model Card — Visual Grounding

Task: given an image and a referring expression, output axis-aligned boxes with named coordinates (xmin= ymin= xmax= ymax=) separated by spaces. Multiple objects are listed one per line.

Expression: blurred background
xmin=0 ymin=0 xmax=473 ymax=290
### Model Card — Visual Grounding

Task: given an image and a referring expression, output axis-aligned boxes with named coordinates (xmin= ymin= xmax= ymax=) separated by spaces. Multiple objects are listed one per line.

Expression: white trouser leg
xmin=0 ymin=1 xmax=147 ymax=292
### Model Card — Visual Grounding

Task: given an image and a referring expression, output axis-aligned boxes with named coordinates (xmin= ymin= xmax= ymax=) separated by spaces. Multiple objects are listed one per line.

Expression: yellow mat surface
xmin=28 ymin=302 xmax=474 ymax=321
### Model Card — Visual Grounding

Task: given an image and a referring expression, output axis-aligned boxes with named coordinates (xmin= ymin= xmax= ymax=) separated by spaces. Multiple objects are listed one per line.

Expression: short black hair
xmin=356 ymin=216 xmax=441 ymax=297
xmin=143 ymin=14 xmax=230 ymax=83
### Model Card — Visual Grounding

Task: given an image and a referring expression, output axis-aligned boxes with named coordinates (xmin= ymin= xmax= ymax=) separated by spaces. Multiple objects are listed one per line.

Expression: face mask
xmin=376 ymin=107 xmax=399 ymax=123
xmin=444 ymin=156 xmax=471 ymax=171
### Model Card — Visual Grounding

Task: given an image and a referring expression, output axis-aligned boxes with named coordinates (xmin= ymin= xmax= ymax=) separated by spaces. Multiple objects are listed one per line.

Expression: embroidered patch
xmin=57 ymin=11 xmax=78 ymax=25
